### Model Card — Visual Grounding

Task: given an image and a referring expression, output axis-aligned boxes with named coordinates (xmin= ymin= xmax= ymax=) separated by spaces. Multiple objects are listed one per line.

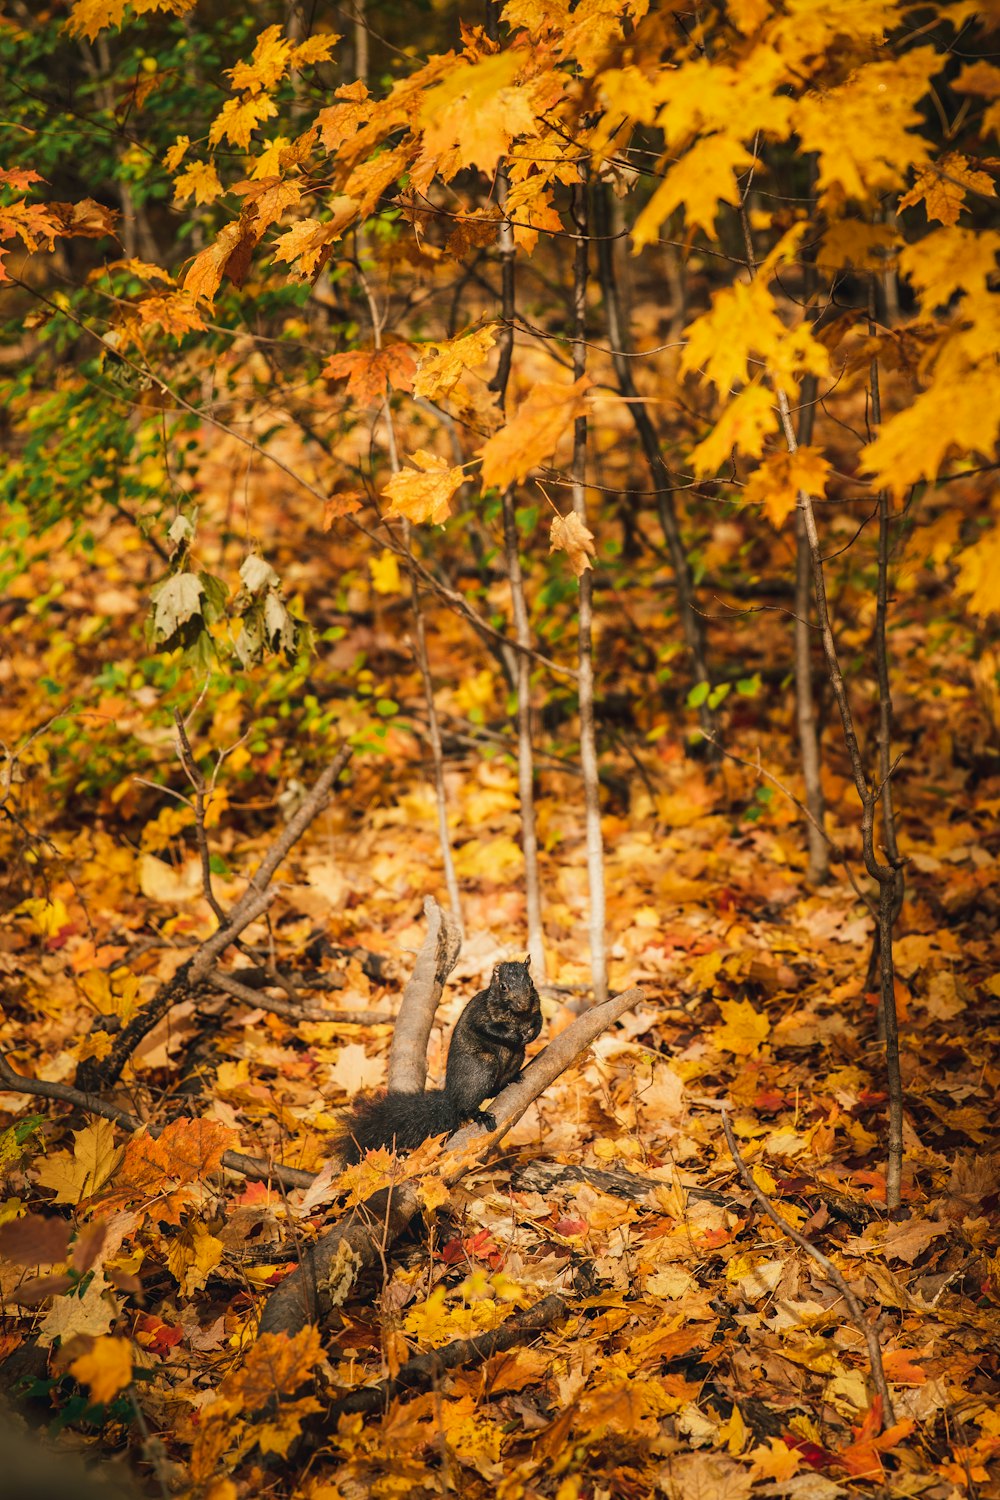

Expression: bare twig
xmin=173 ymin=708 xmax=228 ymax=927
xmin=720 ymin=1108 xmax=896 ymax=1426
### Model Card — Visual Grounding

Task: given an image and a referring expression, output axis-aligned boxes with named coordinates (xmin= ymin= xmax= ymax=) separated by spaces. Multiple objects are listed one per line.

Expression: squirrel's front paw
xmin=471 ymin=1109 xmax=497 ymax=1131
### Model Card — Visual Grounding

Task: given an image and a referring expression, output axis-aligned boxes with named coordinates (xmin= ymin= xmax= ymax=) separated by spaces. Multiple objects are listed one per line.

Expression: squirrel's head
xmin=491 ymin=958 xmax=537 ymax=1010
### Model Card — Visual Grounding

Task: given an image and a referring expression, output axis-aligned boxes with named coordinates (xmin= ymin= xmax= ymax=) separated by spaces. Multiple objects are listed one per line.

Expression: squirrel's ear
xmin=524 ymin=955 xmax=531 ymax=970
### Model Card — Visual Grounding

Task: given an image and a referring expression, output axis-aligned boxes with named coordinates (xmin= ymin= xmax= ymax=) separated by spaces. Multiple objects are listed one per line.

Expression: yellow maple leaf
xmin=290 ymin=33 xmax=341 ymax=67
xmin=549 ymin=510 xmax=596 ymax=577
xmin=955 ymin=526 xmax=1000 ymax=618
xmin=413 ymin=325 xmax=498 ymax=401
xmin=220 ymin=1327 xmax=325 ymax=1413
xmin=743 ymin=447 xmax=831 ymax=528
xmin=166 ymin=1220 xmax=224 ymax=1296
xmin=370 ymin=550 xmax=402 ymax=595
xmin=382 ymin=450 xmax=464 ymax=525
xmin=172 ymin=160 xmax=222 ymax=207
xmin=681 ymin=278 xmax=828 ymax=398
xmin=819 ymin=219 xmax=900 ymax=273
xmin=271 ymin=201 xmax=358 ymax=278
xmin=794 ymin=48 xmax=940 ymax=205
xmin=70 ymin=1335 xmax=133 ymax=1405
xmin=898 ymin=151 xmax=996 ymax=226
xmin=420 ymin=51 xmax=539 ymax=176
xmin=654 ymin=48 xmax=793 ymax=150
xmin=250 ymin=135 xmax=292 ymax=179
xmin=35 ymin=1120 xmax=123 ymax=1206
xmin=67 ymin=0 xmax=195 ymax=42
xmin=163 ymin=134 xmax=190 ymax=172
xmin=478 ymin=375 xmax=591 ymax=490
xmin=861 ymin=327 xmax=1000 ymax=496
xmin=711 ymin=999 xmax=770 ymax=1056
xmin=689 ymin=382 xmax=778 ymax=476
xmin=227 ymin=26 xmax=292 ymax=95
xmin=632 ymin=135 xmax=755 ymax=247
xmin=18 ymin=896 xmax=70 ymax=937
xmin=136 ymin=292 xmax=206 ymax=339
xmin=257 ymin=1395 xmax=324 ymax=1456
xmin=750 ymin=1437 xmax=802 ymax=1480
xmin=898 ymin=227 xmax=1000 ymax=307
xmin=208 ymin=92 xmax=278 ymax=150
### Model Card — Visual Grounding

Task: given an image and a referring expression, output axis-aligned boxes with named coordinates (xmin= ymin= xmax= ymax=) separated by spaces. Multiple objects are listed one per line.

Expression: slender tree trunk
xmin=794 ymin=376 xmax=829 ymax=885
xmin=570 ymin=169 xmax=607 ymax=1002
xmin=866 ymin=279 xmax=904 ymax=1043
xmin=739 ymin=204 xmax=905 ymax=1208
xmin=592 ymin=182 xmax=714 ymax=743
xmin=485 ymin=0 xmax=546 ymax=976
xmin=361 ymin=274 xmax=463 ymax=933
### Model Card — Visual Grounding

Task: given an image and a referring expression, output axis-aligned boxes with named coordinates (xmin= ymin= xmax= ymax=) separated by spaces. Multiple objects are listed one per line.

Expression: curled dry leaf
xmin=549 ymin=510 xmax=596 ymax=577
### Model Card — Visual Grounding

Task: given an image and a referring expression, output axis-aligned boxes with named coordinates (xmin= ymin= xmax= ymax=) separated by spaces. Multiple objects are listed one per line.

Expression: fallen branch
xmin=74 ymin=885 xmax=279 ymax=1093
xmin=387 ymin=895 xmax=462 ymax=1093
xmin=75 ymin=744 xmax=352 ymax=1093
xmin=720 ymin=1107 xmax=896 ymax=1426
xmin=326 ymin=1292 xmax=568 ymax=1418
xmin=0 ymin=1050 xmax=315 ymax=1190
xmin=257 ymin=985 xmax=645 ymax=1337
xmin=206 ymin=968 xmax=394 ymax=1027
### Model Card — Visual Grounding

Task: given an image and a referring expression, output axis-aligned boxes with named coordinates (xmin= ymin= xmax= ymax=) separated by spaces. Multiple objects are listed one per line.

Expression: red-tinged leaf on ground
xmin=782 ymin=1434 xmax=834 ymax=1469
xmin=323 ymin=344 xmax=417 ymax=404
xmin=134 ymin=1312 xmax=184 ymax=1355
xmin=478 ymin=376 xmax=591 ymax=490
xmin=105 ymin=1118 xmax=235 ymax=1215
xmin=882 ymin=1348 xmax=928 ymax=1384
xmin=836 ymin=1399 xmax=916 ymax=1476
xmin=0 ymin=1214 xmax=72 ymax=1266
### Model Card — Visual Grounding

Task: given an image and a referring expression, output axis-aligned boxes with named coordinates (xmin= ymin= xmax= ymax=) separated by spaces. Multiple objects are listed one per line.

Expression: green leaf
xmin=687 ymin=680 xmax=710 ymax=708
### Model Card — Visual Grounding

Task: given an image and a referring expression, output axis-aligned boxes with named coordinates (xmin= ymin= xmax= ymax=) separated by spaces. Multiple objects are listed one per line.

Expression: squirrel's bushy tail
xmin=337 ymin=1089 xmax=459 ymax=1162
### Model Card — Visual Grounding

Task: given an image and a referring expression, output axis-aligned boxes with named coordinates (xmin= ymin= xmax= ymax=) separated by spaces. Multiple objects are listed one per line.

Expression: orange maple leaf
xmin=478 ymin=376 xmax=591 ymax=490
xmin=323 ymin=344 xmax=417 ymax=405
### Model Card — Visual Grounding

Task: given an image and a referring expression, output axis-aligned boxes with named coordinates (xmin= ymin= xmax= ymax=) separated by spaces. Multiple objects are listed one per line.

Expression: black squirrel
xmin=337 ymin=959 xmax=542 ymax=1162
